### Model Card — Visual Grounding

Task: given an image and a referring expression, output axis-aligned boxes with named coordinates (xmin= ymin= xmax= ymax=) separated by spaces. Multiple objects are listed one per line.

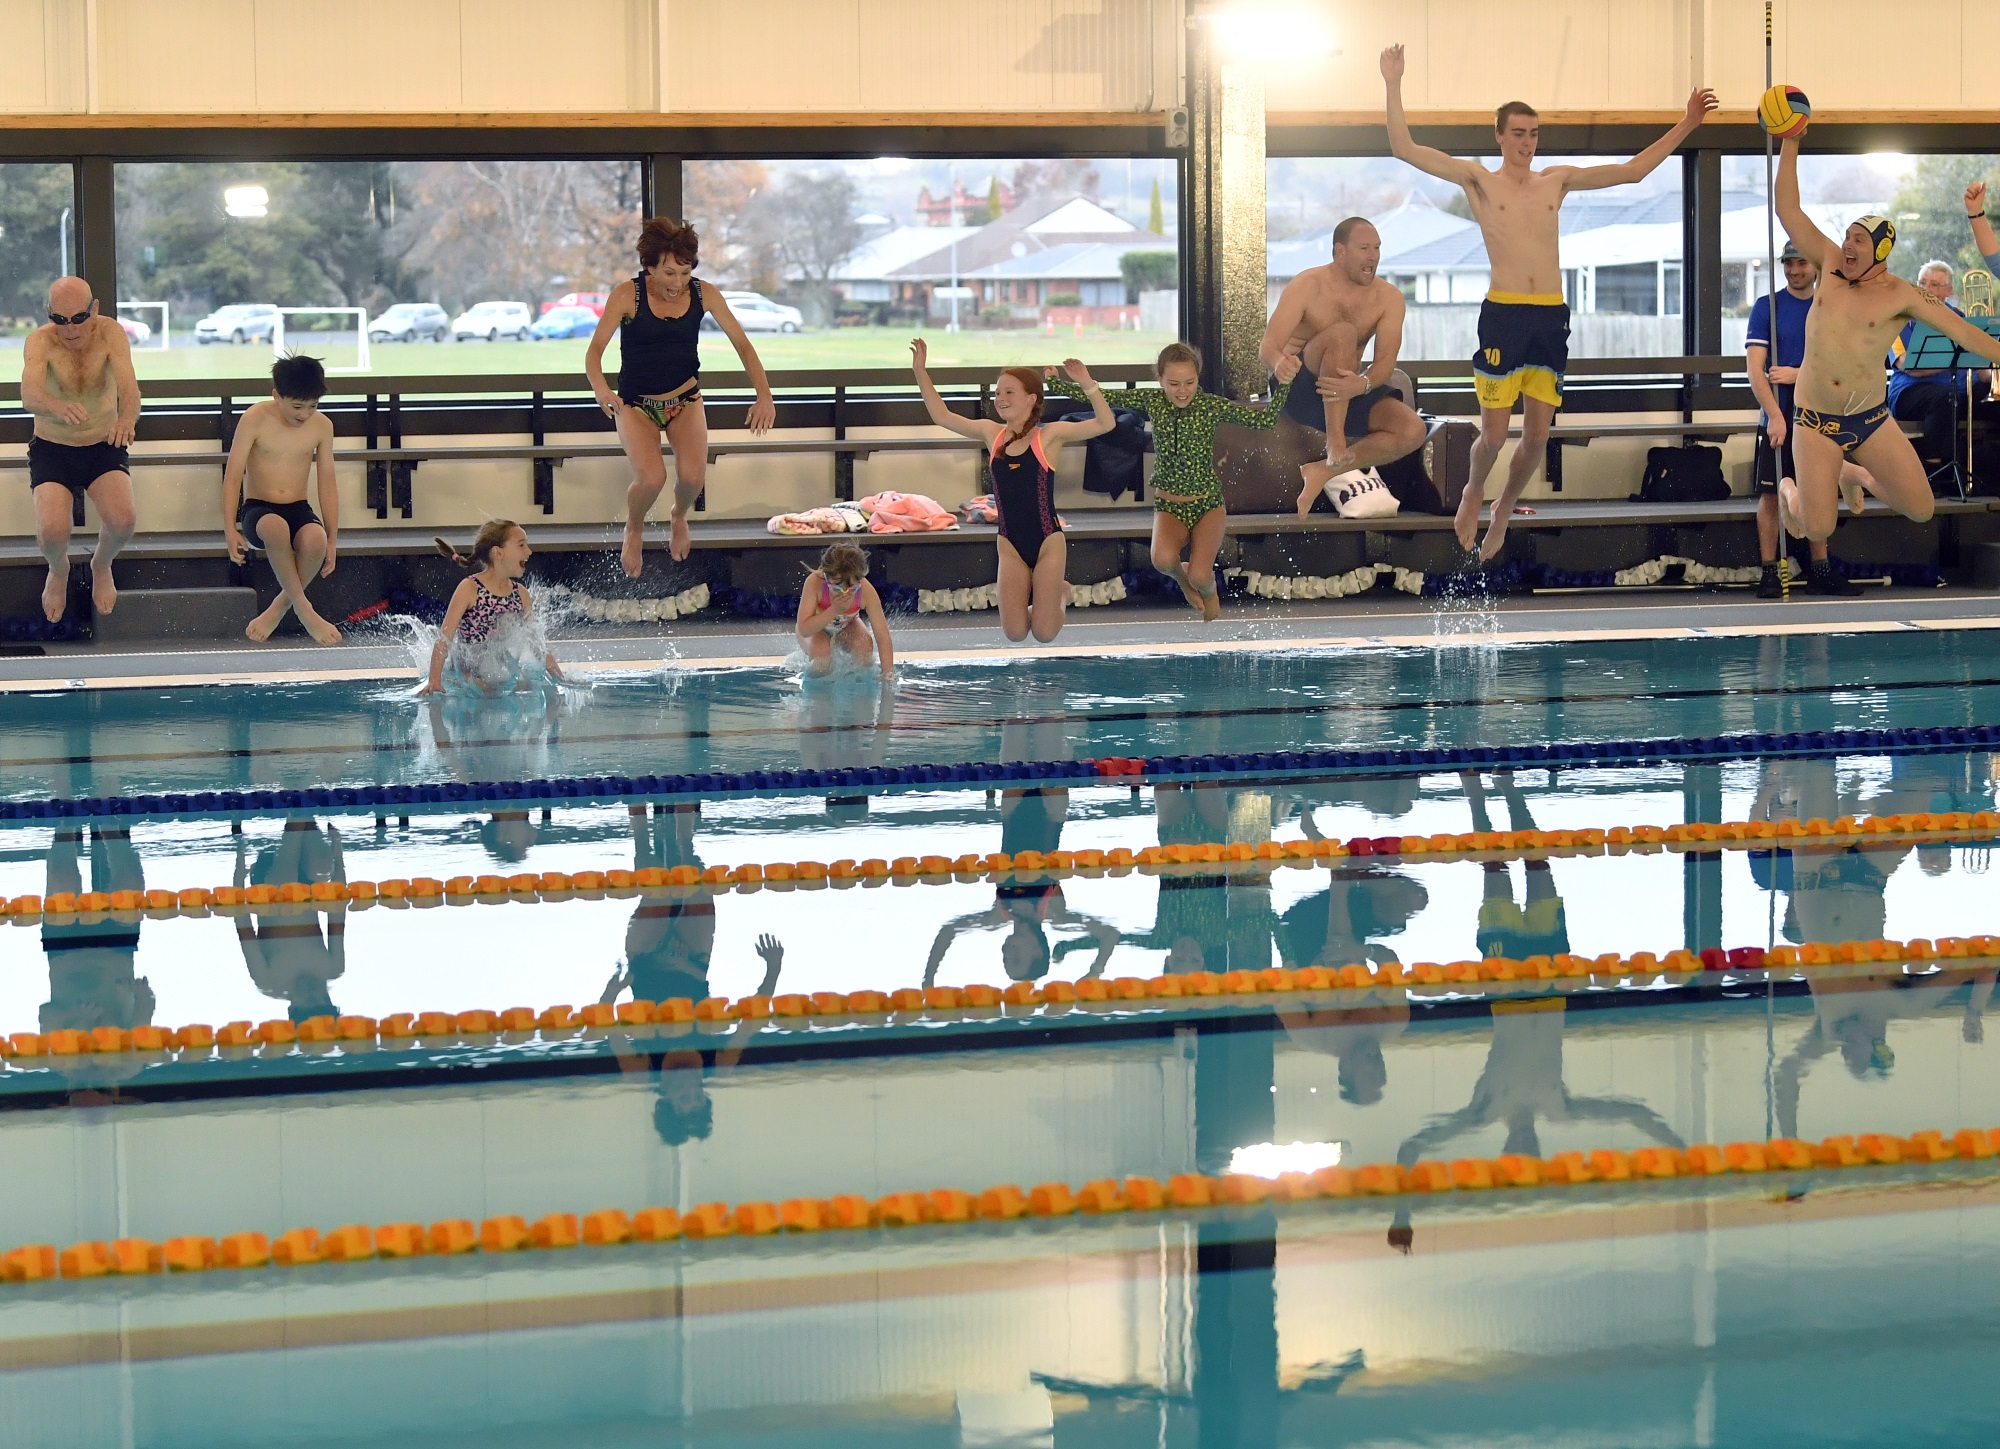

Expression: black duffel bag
xmin=1633 ymin=442 xmax=1729 ymax=503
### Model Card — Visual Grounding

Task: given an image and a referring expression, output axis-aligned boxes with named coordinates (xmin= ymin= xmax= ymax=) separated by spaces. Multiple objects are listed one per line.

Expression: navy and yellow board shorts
xmin=1472 ymin=291 xmax=1570 ymax=411
xmin=1475 ymin=895 xmax=1571 ymax=961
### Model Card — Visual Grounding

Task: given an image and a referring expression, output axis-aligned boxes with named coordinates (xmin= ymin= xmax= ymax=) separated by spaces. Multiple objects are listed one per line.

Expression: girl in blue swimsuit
xmin=909 ymin=340 xmax=1113 ymax=643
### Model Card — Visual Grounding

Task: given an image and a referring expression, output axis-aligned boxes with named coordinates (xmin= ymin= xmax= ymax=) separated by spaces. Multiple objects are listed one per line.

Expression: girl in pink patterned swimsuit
xmin=793 ymin=540 xmax=894 ymax=678
xmin=422 ymin=519 xmax=569 ymax=694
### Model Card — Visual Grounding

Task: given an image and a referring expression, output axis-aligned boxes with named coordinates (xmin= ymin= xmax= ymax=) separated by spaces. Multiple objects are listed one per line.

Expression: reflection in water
xmin=13 ymin=628 xmax=2000 ymax=802
xmin=1467 ymin=770 xmax=1570 ymax=961
xmin=1274 ymin=868 xmax=1423 ymax=1107
xmin=235 ymin=819 xmax=347 ymax=1023
xmin=930 ymin=789 xmax=1118 ymax=983
xmin=795 ymin=673 xmax=894 ymax=819
xmin=425 ymin=690 xmax=574 ymax=863
xmin=601 ymin=801 xmax=787 ymax=1146
xmin=40 ymin=825 xmax=152 ymax=1033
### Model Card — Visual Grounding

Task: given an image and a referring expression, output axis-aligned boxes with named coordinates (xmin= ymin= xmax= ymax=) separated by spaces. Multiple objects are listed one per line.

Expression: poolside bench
xmin=0 ymin=433 xmax=990 ymax=522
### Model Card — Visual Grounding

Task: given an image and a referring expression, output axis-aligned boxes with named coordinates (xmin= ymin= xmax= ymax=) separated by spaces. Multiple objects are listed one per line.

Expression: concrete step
xmin=92 ymin=587 xmax=260 ymax=644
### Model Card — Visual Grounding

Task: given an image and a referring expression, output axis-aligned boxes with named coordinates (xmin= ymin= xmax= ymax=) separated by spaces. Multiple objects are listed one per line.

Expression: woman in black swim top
xmin=585 ymin=218 xmax=777 ymax=580
xmin=910 ymin=339 xmax=1112 ymax=642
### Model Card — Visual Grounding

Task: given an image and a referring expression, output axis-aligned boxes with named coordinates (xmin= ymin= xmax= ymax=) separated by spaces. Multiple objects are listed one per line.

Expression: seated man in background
xmin=1747 ymin=242 xmax=1860 ymax=598
xmin=1887 ymin=259 xmax=1993 ymax=486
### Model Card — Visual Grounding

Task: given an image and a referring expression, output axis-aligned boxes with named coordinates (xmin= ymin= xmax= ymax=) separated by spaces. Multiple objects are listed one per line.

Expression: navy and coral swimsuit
xmin=619 ymin=275 xmax=704 ymax=426
xmin=988 ymin=427 xmax=1059 ymax=567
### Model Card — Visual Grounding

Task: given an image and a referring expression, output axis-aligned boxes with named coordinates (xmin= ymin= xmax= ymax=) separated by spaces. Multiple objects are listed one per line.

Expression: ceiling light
xmin=223 ymin=185 xmax=269 ymax=219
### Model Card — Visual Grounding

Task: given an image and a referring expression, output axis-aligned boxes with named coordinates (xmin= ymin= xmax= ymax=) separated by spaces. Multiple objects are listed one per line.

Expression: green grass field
xmin=119 ymin=325 xmax=1181 ymax=386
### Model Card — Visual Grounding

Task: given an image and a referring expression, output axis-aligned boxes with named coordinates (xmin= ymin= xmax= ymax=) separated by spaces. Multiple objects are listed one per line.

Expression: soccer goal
xmin=271 ymin=307 xmax=372 ymax=375
xmin=117 ymin=300 xmax=170 ymax=351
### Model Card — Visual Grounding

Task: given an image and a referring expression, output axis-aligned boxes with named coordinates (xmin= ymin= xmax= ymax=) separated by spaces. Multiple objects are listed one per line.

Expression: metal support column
xmin=75 ymin=157 xmax=117 ymax=308
xmin=1181 ymin=11 xmax=1268 ymax=400
xmin=645 ymin=154 xmax=684 ymax=222
xmin=1683 ymin=149 xmax=1725 ymax=414
xmin=1682 ymin=763 xmax=1724 ymax=952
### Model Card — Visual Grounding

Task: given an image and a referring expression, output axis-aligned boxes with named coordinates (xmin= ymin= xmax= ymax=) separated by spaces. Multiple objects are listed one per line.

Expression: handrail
xmin=0 ymin=356 xmax=1755 ymax=405
xmin=0 ymin=362 xmax=1167 ymax=406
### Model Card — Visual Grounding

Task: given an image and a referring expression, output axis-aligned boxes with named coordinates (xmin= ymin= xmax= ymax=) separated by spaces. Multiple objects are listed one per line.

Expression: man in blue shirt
xmin=1887 ymin=259 xmax=1993 ymax=482
xmin=1748 ymin=242 xmax=1859 ymax=597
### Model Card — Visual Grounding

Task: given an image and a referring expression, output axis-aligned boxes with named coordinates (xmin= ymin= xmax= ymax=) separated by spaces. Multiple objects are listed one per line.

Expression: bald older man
xmin=22 ymin=277 xmax=141 ymax=622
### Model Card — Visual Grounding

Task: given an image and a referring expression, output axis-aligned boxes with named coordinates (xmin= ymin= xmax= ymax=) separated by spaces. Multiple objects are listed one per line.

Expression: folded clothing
xmin=766 ymin=506 xmax=857 ymax=536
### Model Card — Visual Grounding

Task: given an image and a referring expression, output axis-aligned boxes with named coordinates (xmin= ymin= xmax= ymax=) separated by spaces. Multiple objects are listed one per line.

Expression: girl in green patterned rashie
xmin=1049 ymin=342 xmax=1297 ymax=621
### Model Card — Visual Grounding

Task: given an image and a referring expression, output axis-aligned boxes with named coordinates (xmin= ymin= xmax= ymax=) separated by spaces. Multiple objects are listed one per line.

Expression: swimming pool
xmin=3 ymin=626 xmax=1997 ymax=1446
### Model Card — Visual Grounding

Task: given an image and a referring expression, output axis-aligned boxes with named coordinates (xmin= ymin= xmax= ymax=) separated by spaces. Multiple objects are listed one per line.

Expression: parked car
xmin=451 ymin=301 xmax=533 ymax=342
xmin=540 ymin=291 xmax=608 ymax=318
xmin=530 ymin=305 xmax=599 ymax=340
xmin=699 ymin=291 xmax=804 ymax=334
xmin=194 ymin=304 xmax=281 ymax=345
xmin=116 ymin=316 xmax=152 ymax=344
xmin=367 ymin=302 xmax=450 ymax=343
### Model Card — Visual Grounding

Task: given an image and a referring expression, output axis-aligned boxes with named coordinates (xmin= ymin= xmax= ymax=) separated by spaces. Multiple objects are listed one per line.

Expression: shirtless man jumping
xmin=1381 ymin=45 xmax=1716 ymax=559
xmin=222 ymin=354 xmax=342 ymax=645
xmin=1258 ymin=216 xmax=1428 ymax=514
xmin=1773 ymin=121 xmax=2000 ymax=541
xmin=21 ymin=276 xmax=141 ymax=623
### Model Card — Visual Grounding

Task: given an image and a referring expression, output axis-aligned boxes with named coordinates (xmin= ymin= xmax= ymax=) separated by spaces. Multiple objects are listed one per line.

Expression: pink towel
xmin=859 ymin=491 xmax=957 ymax=533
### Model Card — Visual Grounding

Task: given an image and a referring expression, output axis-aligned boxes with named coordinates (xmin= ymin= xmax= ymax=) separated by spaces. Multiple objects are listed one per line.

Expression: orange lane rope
xmin=4 ymin=934 xmax=1995 ymax=1065
xmin=8 ymin=1126 xmax=1998 ymax=1285
xmin=6 ymin=808 xmax=1993 ymax=931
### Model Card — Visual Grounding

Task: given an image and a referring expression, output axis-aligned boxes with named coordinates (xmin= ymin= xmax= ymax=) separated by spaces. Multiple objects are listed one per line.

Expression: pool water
xmin=2 ymin=628 xmax=1998 ymax=1446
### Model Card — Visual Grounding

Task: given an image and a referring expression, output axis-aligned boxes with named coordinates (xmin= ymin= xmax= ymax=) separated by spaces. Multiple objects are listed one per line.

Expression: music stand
xmin=1899 ymin=313 xmax=2000 ymax=499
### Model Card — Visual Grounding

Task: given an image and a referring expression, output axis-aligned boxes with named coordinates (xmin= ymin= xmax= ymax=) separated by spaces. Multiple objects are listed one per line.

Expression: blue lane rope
xmin=3 ymin=723 xmax=1997 ymax=824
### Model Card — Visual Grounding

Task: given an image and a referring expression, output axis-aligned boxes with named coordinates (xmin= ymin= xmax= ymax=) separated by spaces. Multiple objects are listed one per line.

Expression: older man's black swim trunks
xmin=28 ymin=437 xmax=129 ymax=495
xmin=1280 ymin=361 xmax=1394 ymax=440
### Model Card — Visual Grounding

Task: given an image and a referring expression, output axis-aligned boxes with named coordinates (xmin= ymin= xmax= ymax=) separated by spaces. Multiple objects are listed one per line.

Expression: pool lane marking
xmin=8 ymin=656 xmax=2000 ymax=772
xmin=0 ymin=1165 xmax=1990 ymax=1370
xmin=7 ymin=1168 xmax=1992 ymax=1360
xmin=5 ymin=612 xmax=1996 ymax=696
xmin=7 ymin=600 xmax=1992 ymax=692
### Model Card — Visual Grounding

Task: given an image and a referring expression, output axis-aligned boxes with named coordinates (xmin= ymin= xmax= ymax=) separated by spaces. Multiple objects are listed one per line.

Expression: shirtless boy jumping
xmin=1381 ymin=45 xmax=1715 ymax=559
xmin=1772 ymin=122 xmax=2000 ymax=541
xmin=21 ymin=276 xmax=141 ymax=623
xmin=222 ymin=354 xmax=342 ymax=645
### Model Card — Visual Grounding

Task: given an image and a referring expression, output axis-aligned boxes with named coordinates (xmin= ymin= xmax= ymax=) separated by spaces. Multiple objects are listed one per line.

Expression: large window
xmin=114 ymin=160 xmax=642 ymax=380
xmin=0 ymin=163 xmax=79 ymax=349
xmin=1722 ymin=152 xmax=1998 ymax=348
xmin=1267 ymin=154 xmax=1684 ymax=361
xmin=684 ymin=156 xmax=1178 ymax=368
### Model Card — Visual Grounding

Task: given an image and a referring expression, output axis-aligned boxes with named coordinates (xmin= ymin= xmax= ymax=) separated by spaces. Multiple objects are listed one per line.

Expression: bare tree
xmin=395 ymin=161 xmax=641 ymax=310
xmin=685 ymin=160 xmax=779 ymax=290
xmin=749 ymin=171 xmax=861 ymax=323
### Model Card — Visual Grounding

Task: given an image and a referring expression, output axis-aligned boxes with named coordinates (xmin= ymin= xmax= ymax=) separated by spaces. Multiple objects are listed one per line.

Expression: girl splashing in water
xmin=794 ymin=541 xmax=894 ymax=678
xmin=910 ymin=340 xmax=1112 ymax=642
xmin=422 ymin=520 xmax=570 ymax=695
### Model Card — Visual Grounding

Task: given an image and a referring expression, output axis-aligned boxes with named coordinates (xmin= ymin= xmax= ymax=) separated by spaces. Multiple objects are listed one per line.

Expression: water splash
xmin=362 ymin=582 xmax=584 ymax=701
